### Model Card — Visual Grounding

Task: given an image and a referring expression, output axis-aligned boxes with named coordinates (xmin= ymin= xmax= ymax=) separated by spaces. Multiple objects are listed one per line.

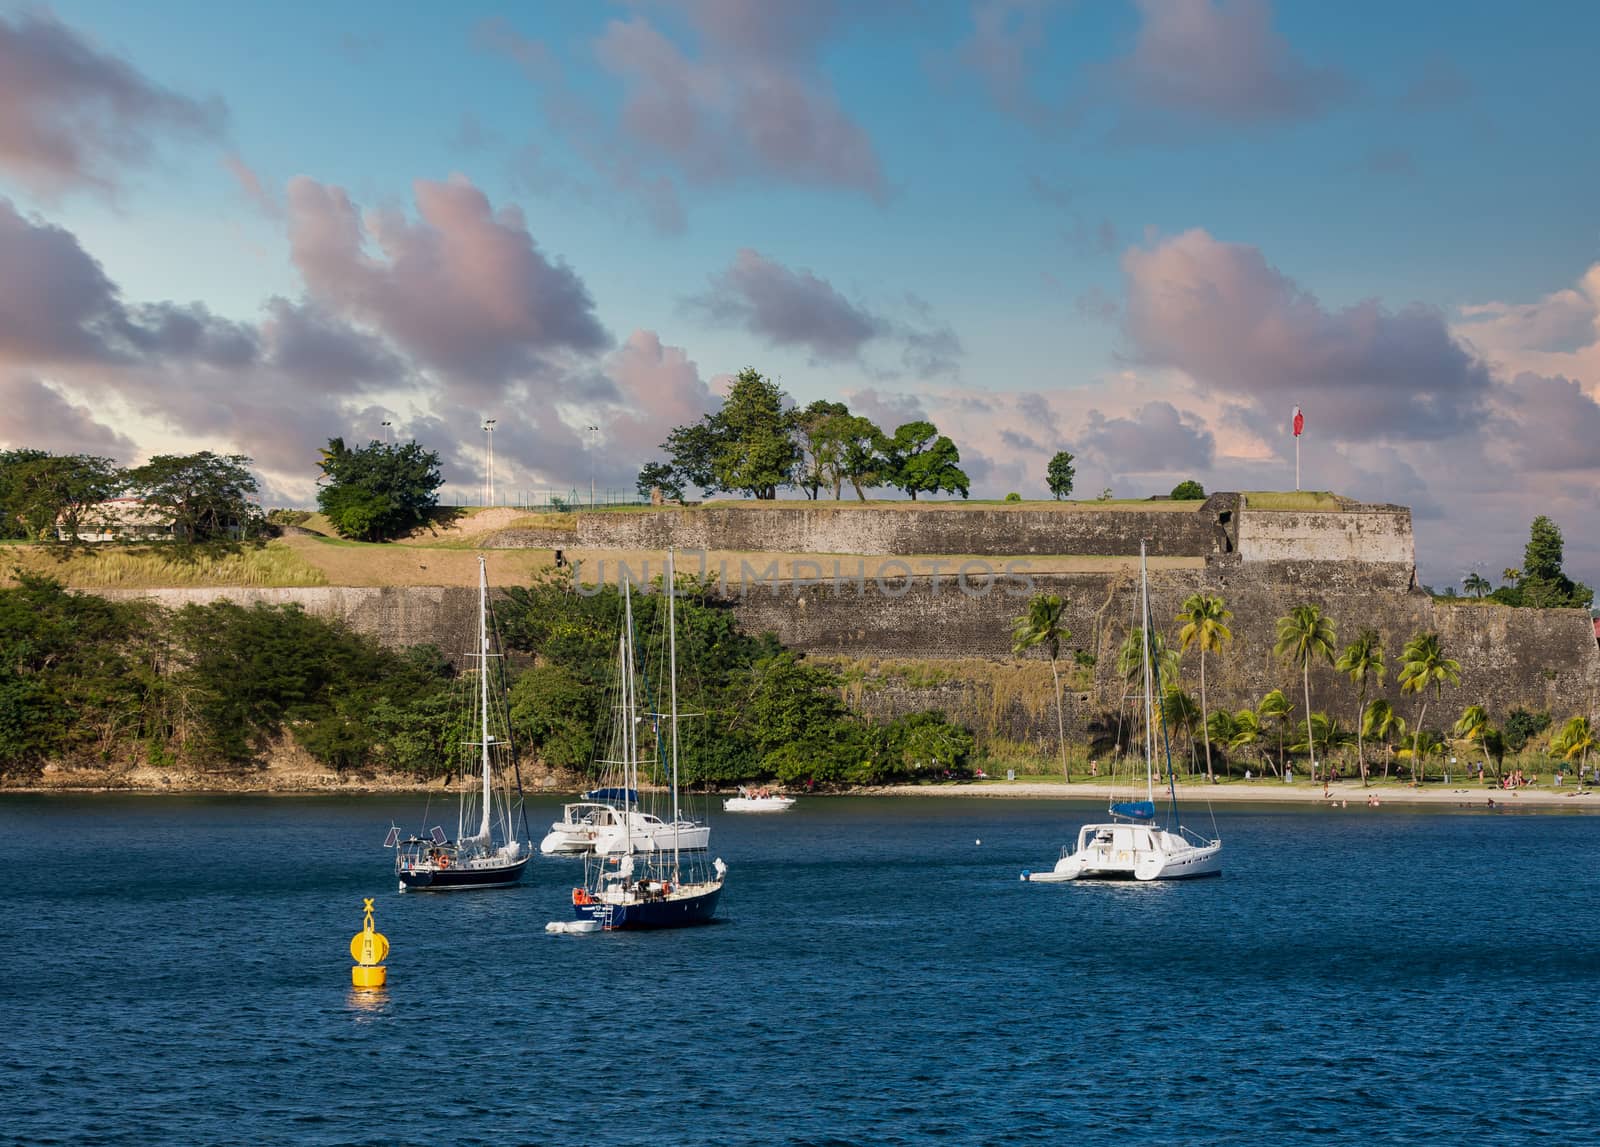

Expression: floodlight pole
xmin=586 ymin=424 xmax=599 ymax=508
xmin=483 ymin=419 xmax=497 ymax=506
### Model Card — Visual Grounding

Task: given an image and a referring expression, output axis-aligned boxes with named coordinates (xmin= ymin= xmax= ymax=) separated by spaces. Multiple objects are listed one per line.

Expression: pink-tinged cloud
xmin=0 ymin=10 xmax=224 ymax=197
xmin=951 ymin=1 xmax=1067 ymax=127
xmin=1114 ymin=0 xmax=1345 ymax=128
xmin=285 ymin=174 xmax=610 ymax=395
xmin=1455 ymin=263 xmax=1600 ymax=388
xmin=1121 ymin=228 xmax=1492 ymax=440
xmin=1080 ymin=400 xmax=1215 ymax=473
xmin=689 ymin=249 xmax=963 ymax=374
xmin=595 ymin=3 xmax=883 ymax=197
xmin=223 ymin=153 xmax=280 ymax=217
xmin=0 ymin=374 xmax=135 ymax=456
xmin=1497 ymin=372 xmax=1600 ymax=473
xmin=595 ymin=330 xmax=720 ymax=487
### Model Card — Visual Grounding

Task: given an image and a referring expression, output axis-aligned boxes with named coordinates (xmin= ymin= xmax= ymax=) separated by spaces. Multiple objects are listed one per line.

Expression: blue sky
xmin=2 ymin=1 xmax=1598 ymax=587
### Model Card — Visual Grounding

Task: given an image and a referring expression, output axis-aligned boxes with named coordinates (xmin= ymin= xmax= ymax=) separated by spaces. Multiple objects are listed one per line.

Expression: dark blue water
xmin=4 ymin=795 xmax=1598 ymax=1145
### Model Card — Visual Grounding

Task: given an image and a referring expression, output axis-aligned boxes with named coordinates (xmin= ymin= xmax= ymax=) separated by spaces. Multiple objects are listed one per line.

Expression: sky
xmin=0 ymin=0 xmax=1597 ymax=590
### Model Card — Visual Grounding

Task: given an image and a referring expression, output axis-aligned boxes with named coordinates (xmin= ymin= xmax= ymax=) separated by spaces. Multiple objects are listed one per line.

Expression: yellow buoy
xmin=350 ymin=897 xmax=389 ymax=988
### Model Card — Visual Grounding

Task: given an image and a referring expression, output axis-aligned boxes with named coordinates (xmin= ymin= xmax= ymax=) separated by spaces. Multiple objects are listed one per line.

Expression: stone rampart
xmin=1236 ymin=505 xmax=1414 ymax=566
xmin=555 ymin=504 xmax=1221 ymax=557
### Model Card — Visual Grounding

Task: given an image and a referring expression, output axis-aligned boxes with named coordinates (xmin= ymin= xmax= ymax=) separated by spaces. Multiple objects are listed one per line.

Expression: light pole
xmin=586 ymin=424 xmax=599 ymax=508
xmin=380 ymin=420 xmax=392 ymax=445
xmin=483 ymin=419 xmax=497 ymax=507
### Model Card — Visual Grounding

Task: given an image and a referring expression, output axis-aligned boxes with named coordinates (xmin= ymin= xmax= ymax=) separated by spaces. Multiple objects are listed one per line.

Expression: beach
xmin=874 ymin=779 xmax=1598 ymax=808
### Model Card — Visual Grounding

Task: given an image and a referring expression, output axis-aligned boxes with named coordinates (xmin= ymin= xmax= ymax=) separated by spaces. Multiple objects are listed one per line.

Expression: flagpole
xmin=1296 ymin=430 xmax=1300 ymax=491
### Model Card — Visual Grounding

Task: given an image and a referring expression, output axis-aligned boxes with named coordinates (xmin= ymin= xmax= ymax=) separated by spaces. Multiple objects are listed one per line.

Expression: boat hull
xmin=1023 ymin=824 xmax=1222 ymax=883
xmin=723 ymin=797 xmax=795 ymax=813
xmin=398 ymin=855 xmax=531 ymax=891
xmin=573 ymin=883 xmax=722 ymax=929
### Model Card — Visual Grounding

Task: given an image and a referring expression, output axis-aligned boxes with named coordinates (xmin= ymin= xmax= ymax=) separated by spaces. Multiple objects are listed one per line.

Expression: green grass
xmin=4 ymin=542 xmax=329 ymax=587
xmin=1240 ymin=491 xmax=1345 ymax=511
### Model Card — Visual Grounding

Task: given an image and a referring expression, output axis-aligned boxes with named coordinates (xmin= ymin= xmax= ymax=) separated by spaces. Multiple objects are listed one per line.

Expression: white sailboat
xmin=1023 ymin=541 xmax=1222 ymax=883
xmin=386 ymin=555 xmax=531 ymax=891
xmin=571 ymin=549 xmax=725 ymax=929
xmin=723 ymin=787 xmax=796 ymax=813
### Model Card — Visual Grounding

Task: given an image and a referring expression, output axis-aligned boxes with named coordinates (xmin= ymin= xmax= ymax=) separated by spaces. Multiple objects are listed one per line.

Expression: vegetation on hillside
xmin=316 ymin=437 xmax=445 ymax=541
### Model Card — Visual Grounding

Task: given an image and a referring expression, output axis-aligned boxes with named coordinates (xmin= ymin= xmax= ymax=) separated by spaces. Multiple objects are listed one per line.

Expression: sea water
xmin=3 ymin=794 xmax=1598 ymax=1145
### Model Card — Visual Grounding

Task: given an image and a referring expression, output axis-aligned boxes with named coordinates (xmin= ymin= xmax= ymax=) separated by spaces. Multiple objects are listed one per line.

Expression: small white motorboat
xmin=723 ymin=787 xmax=796 ymax=813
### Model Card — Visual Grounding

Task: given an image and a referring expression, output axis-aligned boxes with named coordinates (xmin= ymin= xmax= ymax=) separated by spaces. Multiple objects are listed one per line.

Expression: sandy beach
xmin=871 ymin=780 xmax=1599 ymax=809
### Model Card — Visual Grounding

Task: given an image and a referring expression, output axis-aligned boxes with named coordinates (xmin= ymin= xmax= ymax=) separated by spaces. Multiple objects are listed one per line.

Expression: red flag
xmin=1292 ymin=407 xmax=1304 ymax=437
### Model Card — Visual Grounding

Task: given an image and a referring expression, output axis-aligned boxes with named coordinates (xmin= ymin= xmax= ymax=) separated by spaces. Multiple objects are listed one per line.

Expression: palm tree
xmin=1257 ymin=689 xmax=1295 ymax=777
xmin=1363 ymin=698 xmax=1405 ymax=779
xmin=1161 ymin=685 xmax=1203 ymax=776
xmin=1501 ymin=567 xmax=1522 ymax=584
xmin=1397 ymin=631 xmax=1462 ymax=786
xmin=1551 ymin=716 xmax=1595 ymax=771
xmin=1177 ymin=594 xmax=1232 ymax=783
xmin=1117 ymin=627 xmax=1181 ymax=688
xmin=1454 ymin=704 xmax=1491 ymax=783
xmin=1274 ymin=605 xmax=1337 ymax=778
xmin=1013 ymin=593 xmax=1071 ymax=781
xmin=1226 ymin=708 xmax=1265 ymax=777
xmin=1462 ymin=572 xmax=1490 ymax=598
xmin=1335 ymin=629 xmax=1386 ymax=787
xmin=1206 ymin=709 xmax=1239 ymax=775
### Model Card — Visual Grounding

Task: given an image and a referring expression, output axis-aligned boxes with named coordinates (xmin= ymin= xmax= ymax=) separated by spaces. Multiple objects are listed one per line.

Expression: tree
xmin=4 ymin=453 xmax=123 ymax=540
xmin=1161 ymin=685 xmax=1203 ymax=775
xmin=1462 ymin=572 xmax=1490 ymax=598
xmin=1452 ymin=704 xmax=1489 ymax=746
xmin=794 ymin=400 xmax=850 ymax=499
xmin=636 ymin=462 xmax=684 ymax=503
xmin=316 ymin=438 xmax=444 ymax=542
xmin=1335 ymin=629 xmax=1385 ymax=786
xmin=660 ymin=420 xmax=722 ymax=496
xmin=1176 ymin=593 xmax=1232 ymax=783
xmin=129 ymin=452 xmax=262 ymax=542
xmin=880 ymin=421 xmax=969 ymax=500
xmin=1503 ymin=707 xmax=1550 ymax=753
xmin=1274 ymin=605 xmax=1337 ymax=777
xmin=1551 ymin=716 xmax=1594 ymax=771
xmin=1046 ymin=451 xmax=1076 ymax=500
xmin=1012 ymin=593 xmax=1071 ymax=781
xmin=714 ymin=368 xmax=799 ymax=499
xmin=1514 ymin=516 xmax=1594 ymax=608
xmin=835 ymin=414 xmax=887 ymax=500
xmin=1362 ymin=698 xmax=1404 ymax=779
xmin=510 ymin=665 xmax=598 ymax=772
xmin=1170 ymin=480 xmax=1206 ymax=500
xmin=1397 ymin=631 xmax=1462 ymax=785
xmin=1257 ymin=689 xmax=1295 ymax=776
xmin=0 ymin=449 xmax=52 ymax=538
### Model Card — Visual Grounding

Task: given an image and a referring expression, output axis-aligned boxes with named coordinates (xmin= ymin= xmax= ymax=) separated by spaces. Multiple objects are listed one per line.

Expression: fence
xmin=438 ymin=488 xmax=652 ymax=513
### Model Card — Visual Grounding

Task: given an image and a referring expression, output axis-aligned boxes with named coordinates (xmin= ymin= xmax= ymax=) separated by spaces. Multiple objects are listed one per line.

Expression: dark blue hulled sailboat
xmin=572 ymin=550 xmax=725 ymax=930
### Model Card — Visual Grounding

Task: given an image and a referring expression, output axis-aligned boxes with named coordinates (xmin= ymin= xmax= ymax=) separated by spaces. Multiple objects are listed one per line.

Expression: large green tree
xmin=1045 ymin=450 xmax=1076 ymax=500
xmin=129 ymin=452 xmax=264 ymax=542
xmin=880 ymin=420 xmax=969 ymax=500
xmin=1012 ymin=593 xmax=1071 ymax=780
xmin=0 ymin=449 xmax=53 ymax=538
xmin=316 ymin=437 xmax=444 ymax=541
xmin=1177 ymin=593 xmax=1232 ymax=783
xmin=836 ymin=414 xmax=887 ymax=500
xmin=713 ymin=369 xmax=799 ymax=498
xmin=1335 ymin=629 xmax=1385 ymax=786
xmin=794 ymin=399 xmax=851 ymax=499
xmin=1274 ymin=604 xmax=1337 ymax=777
xmin=1516 ymin=516 xmax=1593 ymax=608
xmin=1397 ymin=631 xmax=1462 ymax=785
xmin=4 ymin=452 xmax=123 ymax=540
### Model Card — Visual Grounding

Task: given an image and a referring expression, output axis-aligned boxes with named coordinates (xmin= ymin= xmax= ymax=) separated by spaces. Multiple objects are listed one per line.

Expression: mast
xmin=1139 ymin=540 xmax=1155 ymax=804
xmin=667 ymin=547 xmax=680 ymax=877
xmin=477 ymin=555 xmax=492 ymax=843
xmin=622 ymin=578 xmax=637 ymax=855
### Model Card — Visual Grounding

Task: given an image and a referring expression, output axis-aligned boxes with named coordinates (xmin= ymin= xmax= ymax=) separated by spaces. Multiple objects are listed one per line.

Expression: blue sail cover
xmin=1110 ymin=800 xmax=1156 ymax=821
xmin=584 ymin=787 xmax=639 ymax=804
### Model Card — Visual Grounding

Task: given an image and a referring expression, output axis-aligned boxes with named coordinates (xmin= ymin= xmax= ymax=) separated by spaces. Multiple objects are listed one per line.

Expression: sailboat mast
xmin=667 ymin=547 xmax=680 ymax=877
xmin=1139 ymin=541 xmax=1155 ymax=804
xmin=622 ymin=578 xmax=638 ymax=853
xmin=477 ymin=555 xmax=492 ymax=842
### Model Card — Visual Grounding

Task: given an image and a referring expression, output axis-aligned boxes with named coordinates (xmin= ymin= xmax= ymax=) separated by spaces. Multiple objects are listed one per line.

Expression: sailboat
xmin=571 ymin=549 xmax=726 ymax=928
xmin=1023 ymin=542 xmax=1222 ymax=883
xmin=387 ymin=555 xmax=531 ymax=891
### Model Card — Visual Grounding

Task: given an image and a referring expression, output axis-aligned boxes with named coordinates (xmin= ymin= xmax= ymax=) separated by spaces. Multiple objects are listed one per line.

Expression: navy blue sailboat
xmin=572 ymin=549 xmax=725 ymax=929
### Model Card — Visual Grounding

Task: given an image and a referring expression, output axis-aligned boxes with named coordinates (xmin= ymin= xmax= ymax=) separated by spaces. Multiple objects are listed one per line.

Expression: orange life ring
xmin=437 ymin=854 xmax=450 ymax=869
xmin=573 ymin=888 xmax=592 ymax=906
xmin=662 ymin=883 xmax=673 ymax=895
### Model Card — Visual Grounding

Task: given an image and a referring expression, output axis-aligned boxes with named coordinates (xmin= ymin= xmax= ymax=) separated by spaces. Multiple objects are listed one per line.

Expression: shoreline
xmin=2 ymin=776 xmax=1595 ymax=809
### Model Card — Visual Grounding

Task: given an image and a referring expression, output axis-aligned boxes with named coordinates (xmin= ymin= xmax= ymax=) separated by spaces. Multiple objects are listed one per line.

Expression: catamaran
xmin=386 ymin=555 xmax=531 ymax=891
xmin=571 ymin=550 xmax=725 ymax=928
xmin=1023 ymin=541 xmax=1222 ymax=883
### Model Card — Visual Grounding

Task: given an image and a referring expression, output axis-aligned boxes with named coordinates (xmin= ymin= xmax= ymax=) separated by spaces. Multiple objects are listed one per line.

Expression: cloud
xmin=843 ymin=387 xmax=927 ymax=430
xmin=688 ymin=248 xmax=962 ymax=375
xmin=1080 ymin=400 xmax=1215 ymax=474
xmin=223 ymin=153 xmax=280 ymax=217
xmin=285 ymin=174 xmax=611 ymax=397
xmin=0 ymin=9 xmax=224 ymax=197
xmin=951 ymin=1 xmax=1067 ymax=128
xmin=1110 ymin=0 xmax=1345 ymax=131
xmin=476 ymin=3 xmax=883 ymax=231
xmin=0 ymin=374 xmax=135 ymax=456
xmin=1497 ymin=372 xmax=1600 ymax=473
xmin=1455 ymin=263 xmax=1600 ymax=385
xmin=1121 ymin=228 xmax=1493 ymax=441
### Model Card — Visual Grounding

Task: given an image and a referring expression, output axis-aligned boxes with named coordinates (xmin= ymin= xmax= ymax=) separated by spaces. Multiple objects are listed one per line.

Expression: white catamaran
xmin=386 ymin=555 xmax=531 ymax=891
xmin=1023 ymin=541 xmax=1222 ymax=883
